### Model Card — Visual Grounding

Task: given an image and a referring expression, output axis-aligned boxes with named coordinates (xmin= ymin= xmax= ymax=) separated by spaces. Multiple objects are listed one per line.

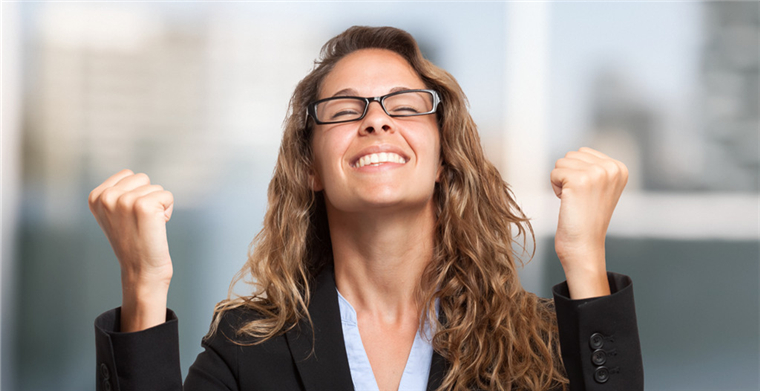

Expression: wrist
xmin=561 ymin=251 xmax=610 ymax=300
xmin=120 ymin=270 xmax=172 ymax=332
xmin=557 ymin=241 xmax=604 ymax=267
xmin=121 ymin=263 xmax=173 ymax=288
xmin=120 ymin=289 xmax=169 ymax=332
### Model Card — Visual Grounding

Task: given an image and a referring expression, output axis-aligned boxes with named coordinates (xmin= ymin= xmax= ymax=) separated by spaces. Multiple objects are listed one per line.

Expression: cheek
xmin=311 ymin=128 xmax=350 ymax=178
xmin=421 ymin=127 xmax=442 ymax=165
xmin=310 ymin=133 xmax=328 ymax=179
xmin=429 ymin=131 xmax=444 ymax=179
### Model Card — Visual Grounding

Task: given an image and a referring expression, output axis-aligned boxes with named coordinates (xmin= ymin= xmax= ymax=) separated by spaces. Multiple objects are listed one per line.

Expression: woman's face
xmin=310 ymin=48 xmax=443 ymax=214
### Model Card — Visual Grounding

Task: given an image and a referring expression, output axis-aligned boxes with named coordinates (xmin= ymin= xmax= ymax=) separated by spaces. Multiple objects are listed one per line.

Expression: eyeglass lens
xmin=315 ymin=91 xmax=435 ymax=123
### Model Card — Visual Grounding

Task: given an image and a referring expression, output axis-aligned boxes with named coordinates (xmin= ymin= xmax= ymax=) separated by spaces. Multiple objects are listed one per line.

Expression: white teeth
xmin=353 ymin=152 xmax=407 ymax=168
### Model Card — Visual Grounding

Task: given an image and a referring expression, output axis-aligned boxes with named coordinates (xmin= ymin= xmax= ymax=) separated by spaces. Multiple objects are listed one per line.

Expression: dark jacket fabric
xmin=95 ymin=268 xmax=643 ymax=391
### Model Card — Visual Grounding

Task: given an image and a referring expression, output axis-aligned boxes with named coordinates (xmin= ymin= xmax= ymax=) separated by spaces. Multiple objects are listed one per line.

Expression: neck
xmin=327 ymin=201 xmax=436 ymax=324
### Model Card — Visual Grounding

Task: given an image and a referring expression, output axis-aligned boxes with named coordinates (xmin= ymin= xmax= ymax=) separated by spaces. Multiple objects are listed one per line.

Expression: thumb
xmin=164 ymin=202 xmax=174 ymax=222
xmin=551 ymin=180 xmax=563 ymax=199
xmin=550 ymin=168 xmax=566 ymax=199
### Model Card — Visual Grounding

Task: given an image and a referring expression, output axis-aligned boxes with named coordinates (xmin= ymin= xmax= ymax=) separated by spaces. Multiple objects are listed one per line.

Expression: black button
xmin=592 ymin=349 xmax=607 ymax=365
xmin=589 ymin=333 xmax=604 ymax=349
xmin=103 ymin=379 xmax=112 ymax=391
xmin=594 ymin=366 xmax=610 ymax=383
xmin=100 ymin=363 xmax=110 ymax=380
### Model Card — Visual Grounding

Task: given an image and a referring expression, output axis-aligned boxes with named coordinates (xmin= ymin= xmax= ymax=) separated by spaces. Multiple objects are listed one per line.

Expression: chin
xmin=333 ymin=193 xmax=435 ymax=214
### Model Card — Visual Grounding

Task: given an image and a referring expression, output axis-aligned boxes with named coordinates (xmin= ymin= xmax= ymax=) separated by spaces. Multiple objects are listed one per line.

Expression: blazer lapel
xmin=426 ymin=308 xmax=450 ymax=391
xmin=426 ymin=350 xmax=448 ymax=391
xmin=285 ymin=266 xmax=355 ymax=391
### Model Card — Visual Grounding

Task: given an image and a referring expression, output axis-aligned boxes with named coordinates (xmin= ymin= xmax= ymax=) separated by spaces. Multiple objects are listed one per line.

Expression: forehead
xmin=319 ymin=49 xmax=426 ymax=98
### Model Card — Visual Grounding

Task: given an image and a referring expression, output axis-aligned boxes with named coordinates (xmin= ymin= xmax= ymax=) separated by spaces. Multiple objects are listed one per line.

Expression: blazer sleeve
xmin=94 ymin=307 xmax=240 ymax=391
xmin=552 ymin=272 xmax=644 ymax=391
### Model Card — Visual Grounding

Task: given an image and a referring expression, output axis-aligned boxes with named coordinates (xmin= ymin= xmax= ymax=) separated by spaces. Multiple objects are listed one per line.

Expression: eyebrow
xmin=329 ymin=86 xmax=413 ymax=98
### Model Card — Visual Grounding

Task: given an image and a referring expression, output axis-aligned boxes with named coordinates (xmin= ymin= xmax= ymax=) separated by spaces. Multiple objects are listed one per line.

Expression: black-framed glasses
xmin=308 ymin=89 xmax=441 ymax=125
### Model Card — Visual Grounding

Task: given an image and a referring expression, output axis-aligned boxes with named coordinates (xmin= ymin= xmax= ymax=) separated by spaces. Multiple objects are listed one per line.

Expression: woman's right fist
xmin=88 ymin=169 xmax=175 ymax=285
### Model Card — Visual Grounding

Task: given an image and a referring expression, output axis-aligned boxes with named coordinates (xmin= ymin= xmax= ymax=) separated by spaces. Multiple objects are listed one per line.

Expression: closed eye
xmin=331 ymin=109 xmax=362 ymax=119
xmin=390 ymin=106 xmax=420 ymax=114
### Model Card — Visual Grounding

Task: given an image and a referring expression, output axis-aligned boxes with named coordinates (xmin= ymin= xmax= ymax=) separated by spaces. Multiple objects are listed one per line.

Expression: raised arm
xmin=88 ymin=169 xmax=175 ymax=332
xmin=549 ymin=148 xmax=643 ymax=390
xmin=550 ymin=147 xmax=628 ymax=299
xmin=90 ymin=171 xmax=245 ymax=391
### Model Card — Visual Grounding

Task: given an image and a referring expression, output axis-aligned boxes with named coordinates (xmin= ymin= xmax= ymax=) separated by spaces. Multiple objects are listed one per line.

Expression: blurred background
xmin=1 ymin=1 xmax=757 ymax=390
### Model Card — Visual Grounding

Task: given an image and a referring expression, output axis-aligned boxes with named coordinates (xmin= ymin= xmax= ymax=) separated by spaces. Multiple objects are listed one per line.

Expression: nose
xmin=360 ymin=100 xmax=393 ymax=135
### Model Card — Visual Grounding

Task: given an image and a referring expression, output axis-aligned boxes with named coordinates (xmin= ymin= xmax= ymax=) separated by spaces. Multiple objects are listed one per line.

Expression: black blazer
xmin=95 ymin=268 xmax=643 ymax=391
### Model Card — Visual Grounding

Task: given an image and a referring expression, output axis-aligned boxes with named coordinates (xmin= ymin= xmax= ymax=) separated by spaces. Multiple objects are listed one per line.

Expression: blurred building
xmin=588 ymin=67 xmax=657 ymax=191
xmin=25 ymin=3 xmax=320 ymax=220
xmin=700 ymin=1 xmax=759 ymax=192
xmin=585 ymin=2 xmax=759 ymax=192
xmin=16 ymin=4 xmax=323 ymax=390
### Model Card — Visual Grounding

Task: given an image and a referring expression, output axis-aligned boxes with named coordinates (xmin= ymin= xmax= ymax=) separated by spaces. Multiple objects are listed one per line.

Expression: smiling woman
xmin=91 ymin=26 xmax=643 ymax=391
xmin=310 ymin=49 xmax=443 ymax=216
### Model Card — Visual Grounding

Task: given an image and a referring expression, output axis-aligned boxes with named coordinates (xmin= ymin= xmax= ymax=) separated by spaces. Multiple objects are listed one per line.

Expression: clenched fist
xmin=88 ymin=169 xmax=175 ymax=331
xmin=550 ymin=147 xmax=628 ymax=299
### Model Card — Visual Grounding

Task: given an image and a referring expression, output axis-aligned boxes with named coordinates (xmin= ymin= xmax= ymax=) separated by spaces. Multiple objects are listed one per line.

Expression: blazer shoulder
xmin=203 ymin=304 xmax=272 ymax=347
xmin=190 ymin=304 xmax=306 ymax=390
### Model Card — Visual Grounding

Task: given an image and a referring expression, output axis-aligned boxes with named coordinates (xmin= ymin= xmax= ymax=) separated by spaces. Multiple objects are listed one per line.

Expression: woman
xmin=91 ymin=26 xmax=642 ymax=391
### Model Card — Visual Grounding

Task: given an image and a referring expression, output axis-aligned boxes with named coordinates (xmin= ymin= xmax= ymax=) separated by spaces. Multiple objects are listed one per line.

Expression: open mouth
xmin=351 ymin=152 xmax=408 ymax=168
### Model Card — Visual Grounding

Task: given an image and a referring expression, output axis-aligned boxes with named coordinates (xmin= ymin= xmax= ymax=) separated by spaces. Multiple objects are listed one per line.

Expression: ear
xmin=309 ymin=169 xmax=324 ymax=191
xmin=435 ymin=160 xmax=445 ymax=183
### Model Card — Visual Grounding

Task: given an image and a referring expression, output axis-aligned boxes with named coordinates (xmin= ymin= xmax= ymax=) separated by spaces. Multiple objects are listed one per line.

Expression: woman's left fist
xmin=550 ymin=147 xmax=628 ymax=276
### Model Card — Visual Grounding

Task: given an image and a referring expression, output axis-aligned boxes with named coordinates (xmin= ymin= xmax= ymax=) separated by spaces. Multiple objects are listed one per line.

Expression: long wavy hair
xmin=206 ymin=26 xmax=568 ymax=391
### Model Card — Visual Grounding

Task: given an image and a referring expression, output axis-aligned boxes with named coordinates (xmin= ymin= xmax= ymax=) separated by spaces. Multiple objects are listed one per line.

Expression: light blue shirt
xmin=336 ymin=288 xmax=437 ymax=391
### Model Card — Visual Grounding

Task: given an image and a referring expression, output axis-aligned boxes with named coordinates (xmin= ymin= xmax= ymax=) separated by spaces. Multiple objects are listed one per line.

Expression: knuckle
xmin=606 ymin=160 xmax=627 ymax=180
xmin=116 ymin=193 xmax=134 ymax=210
xmin=591 ymin=164 xmax=607 ymax=179
xmin=575 ymin=173 xmax=591 ymax=187
xmin=133 ymin=196 xmax=153 ymax=214
xmin=619 ymin=163 xmax=629 ymax=183
xmin=134 ymin=172 xmax=151 ymax=184
xmin=602 ymin=161 xmax=618 ymax=175
xmin=619 ymin=161 xmax=629 ymax=175
xmin=88 ymin=189 xmax=98 ymax=206
xmin=100 ymin=188 xmax=118 ymax=209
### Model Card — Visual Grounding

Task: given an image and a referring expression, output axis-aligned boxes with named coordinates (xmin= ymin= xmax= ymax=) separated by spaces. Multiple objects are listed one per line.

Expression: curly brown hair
xmin=207 ymin=26 xmax=568 ymax=391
